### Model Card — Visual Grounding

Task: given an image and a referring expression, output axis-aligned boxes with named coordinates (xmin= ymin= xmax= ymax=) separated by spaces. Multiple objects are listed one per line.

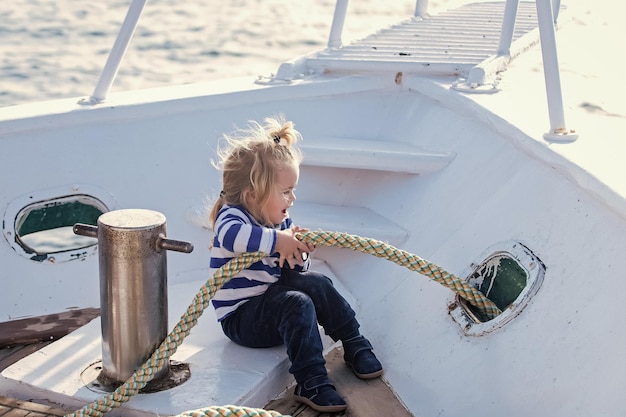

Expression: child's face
xmin=263 ymin=163 xmax=299 ymax=226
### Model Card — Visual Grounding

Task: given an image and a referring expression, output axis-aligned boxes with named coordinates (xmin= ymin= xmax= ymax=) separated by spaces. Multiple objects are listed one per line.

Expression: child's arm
xmin=216 ymin=215 xmax=275 ymax=255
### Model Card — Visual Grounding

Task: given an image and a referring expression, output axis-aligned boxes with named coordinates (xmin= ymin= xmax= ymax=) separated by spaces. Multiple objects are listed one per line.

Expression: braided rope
xmin=64 ymin=230 xmax=499 ymax=417
xmin=297 ymin=231 xmax=501 ymax=319
xmin=175 ymin=405 xmax=285 ymax=417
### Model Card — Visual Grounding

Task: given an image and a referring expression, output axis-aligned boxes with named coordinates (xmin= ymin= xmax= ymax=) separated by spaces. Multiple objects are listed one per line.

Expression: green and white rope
xmin=175 ymin=406 xmax=285 ymax=417
xmin=297 ymin=231 xmax=501 ymax=319
xmin=63 ymin=230 xmax=499 ymax=417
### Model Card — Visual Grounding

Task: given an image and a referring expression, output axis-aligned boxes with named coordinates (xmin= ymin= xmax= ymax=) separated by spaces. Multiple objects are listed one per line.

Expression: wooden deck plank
xmin=0 ymin=395 xmax=68 ymax=417
xmin=0 ymin=342 xmax=54 ymax=372
xmin=266 ymin=346 xmax=414 ymax=417
xmin=0 ymin=344 xmax=72 ymax=416
xmin=0 ymin=308 xmax=100 ymax=348
xmin=0 ymin=310 xmax=101 ymax=417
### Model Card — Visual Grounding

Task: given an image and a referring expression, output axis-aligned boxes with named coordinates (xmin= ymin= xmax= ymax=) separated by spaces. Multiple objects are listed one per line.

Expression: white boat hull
xmin=2 ymin=1 xmax=625 ymax=415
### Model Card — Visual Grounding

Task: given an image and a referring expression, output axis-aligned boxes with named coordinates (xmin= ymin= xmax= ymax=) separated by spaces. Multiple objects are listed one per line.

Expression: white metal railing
xmin=414 ymin=0 xmax=430 ymax=17
xmin=327 ymin=0 xmax=430 ymax=49
xmin=327 ymin=0 xmax=349 ymax=49
xmin=535 ymin=0 xmax=577 ymax=141
xmin=85 ymin=0 xmax=576 ymax=142
xmin=79 ymin=0 xmax=148 ymax=105
xmin=328 ymin=0 xmax=575 ymax=142
xmin=492 ymin=0 xmax=574 ymax=141
xmin=497 ymin=0 xmax=520 ymax=55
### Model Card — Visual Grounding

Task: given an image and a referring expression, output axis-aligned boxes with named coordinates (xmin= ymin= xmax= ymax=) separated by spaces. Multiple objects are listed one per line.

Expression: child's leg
xmin=280 ymin=269 xmax=359 ymax=339
xmin=220 ymin=284 xmax=346 ymax=412
xmin=221 ymin=284 xmax=326 ymax=371
xmin=281 ymin=269 xmax=384 ymax=379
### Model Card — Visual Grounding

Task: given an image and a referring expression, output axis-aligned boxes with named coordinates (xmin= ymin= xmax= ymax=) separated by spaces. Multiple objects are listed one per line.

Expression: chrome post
xmin=74 ymin=209 xmax=193 ymax=390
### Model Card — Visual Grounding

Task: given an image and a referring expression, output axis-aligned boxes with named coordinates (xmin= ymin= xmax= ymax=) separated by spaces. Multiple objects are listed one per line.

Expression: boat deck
xmin=0 ymin=344 xmax=412 ymax=417
xmin=0 ymin=262 xmax=412 ymax=417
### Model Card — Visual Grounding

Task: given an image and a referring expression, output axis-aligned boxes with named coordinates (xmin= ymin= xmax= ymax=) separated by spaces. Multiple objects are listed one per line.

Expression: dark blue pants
xmin=220 ymin=268 xmax=359 ymax=383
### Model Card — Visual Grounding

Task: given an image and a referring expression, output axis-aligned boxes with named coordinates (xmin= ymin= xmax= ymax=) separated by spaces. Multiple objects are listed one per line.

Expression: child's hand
xmin=292 ymin=225 xmax=316 ymax=253
xmin=275 ymin=227 xmax=313 ymax=268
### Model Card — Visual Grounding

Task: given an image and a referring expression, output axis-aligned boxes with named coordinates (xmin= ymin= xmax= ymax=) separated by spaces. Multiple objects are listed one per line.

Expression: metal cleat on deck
xmin=74 ymin=209 xmax=193 ymax=393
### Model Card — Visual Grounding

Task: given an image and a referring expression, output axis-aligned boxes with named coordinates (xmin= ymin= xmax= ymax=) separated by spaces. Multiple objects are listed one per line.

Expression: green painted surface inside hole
xmin=466 ymin=255 xmax=528 ymax=322
xmin=16 ymin=195 xmax=107 ymax=255
xmin=17 ymin=200 xmax=103 ymax=236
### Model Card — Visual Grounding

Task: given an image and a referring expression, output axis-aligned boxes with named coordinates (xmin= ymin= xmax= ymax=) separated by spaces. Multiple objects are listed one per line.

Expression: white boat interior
xmin=1 ymin=0 xmax=625 ymax=416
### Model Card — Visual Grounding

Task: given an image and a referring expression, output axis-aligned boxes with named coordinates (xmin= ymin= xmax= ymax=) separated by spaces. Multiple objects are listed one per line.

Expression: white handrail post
xmin=552 ymin=0 xmax=560 ymax=21
xmin=535 ymin=0 xmax=577 ymax=142
xmin=328 ymin=0 xmax=349 ymax=49
xmin=84 ymin=0 xmax=148 ymax=104
xmin=497 ymin=0 xmax=520 ymax=55
xmin=415 ymin=0 xmax=429 ymax=17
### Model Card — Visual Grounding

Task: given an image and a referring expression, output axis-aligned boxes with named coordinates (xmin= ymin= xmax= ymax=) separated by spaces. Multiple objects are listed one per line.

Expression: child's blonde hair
xmin=209 ymin=115 xmax=303 ymax=227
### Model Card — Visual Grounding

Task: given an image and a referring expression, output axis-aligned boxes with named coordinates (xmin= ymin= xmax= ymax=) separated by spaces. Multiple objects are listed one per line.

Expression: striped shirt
xmin=210 ymin=204 xmax=310 ymax=321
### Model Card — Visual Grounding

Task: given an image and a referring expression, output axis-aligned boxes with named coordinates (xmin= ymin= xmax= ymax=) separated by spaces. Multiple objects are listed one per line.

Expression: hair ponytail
xmin=208 ymin=192 xmax=225 ymax=228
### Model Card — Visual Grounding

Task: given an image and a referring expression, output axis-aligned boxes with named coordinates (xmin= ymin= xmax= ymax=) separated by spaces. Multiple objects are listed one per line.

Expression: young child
xmin=208 ymin=116 xmax=383 ymax=413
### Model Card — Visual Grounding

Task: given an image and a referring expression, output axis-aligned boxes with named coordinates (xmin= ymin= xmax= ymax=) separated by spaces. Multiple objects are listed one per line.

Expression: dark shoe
xmin=343 ymin=335 xmax=383 ymax=379
xmin=294 ymin=375 xmax=347 ymax=413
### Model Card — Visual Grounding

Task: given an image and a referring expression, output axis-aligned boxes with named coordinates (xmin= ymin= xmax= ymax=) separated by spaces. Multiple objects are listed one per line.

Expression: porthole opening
xmin=458 ymin=255 xmax=528 ymax=323
xmin=15 ymin=195 xmax=107 ymax=255
xmin=449 ymin=241 xmax=545 ymax=336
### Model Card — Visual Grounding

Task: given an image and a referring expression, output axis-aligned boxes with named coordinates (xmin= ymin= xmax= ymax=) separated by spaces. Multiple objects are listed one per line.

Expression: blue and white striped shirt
xmin=210 ymin=204 xmax=310 ymax=321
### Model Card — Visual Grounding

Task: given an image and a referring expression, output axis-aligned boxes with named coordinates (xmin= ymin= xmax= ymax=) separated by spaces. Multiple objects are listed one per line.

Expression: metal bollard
xmin=74 ymin=208 xmax=193 ymax=390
